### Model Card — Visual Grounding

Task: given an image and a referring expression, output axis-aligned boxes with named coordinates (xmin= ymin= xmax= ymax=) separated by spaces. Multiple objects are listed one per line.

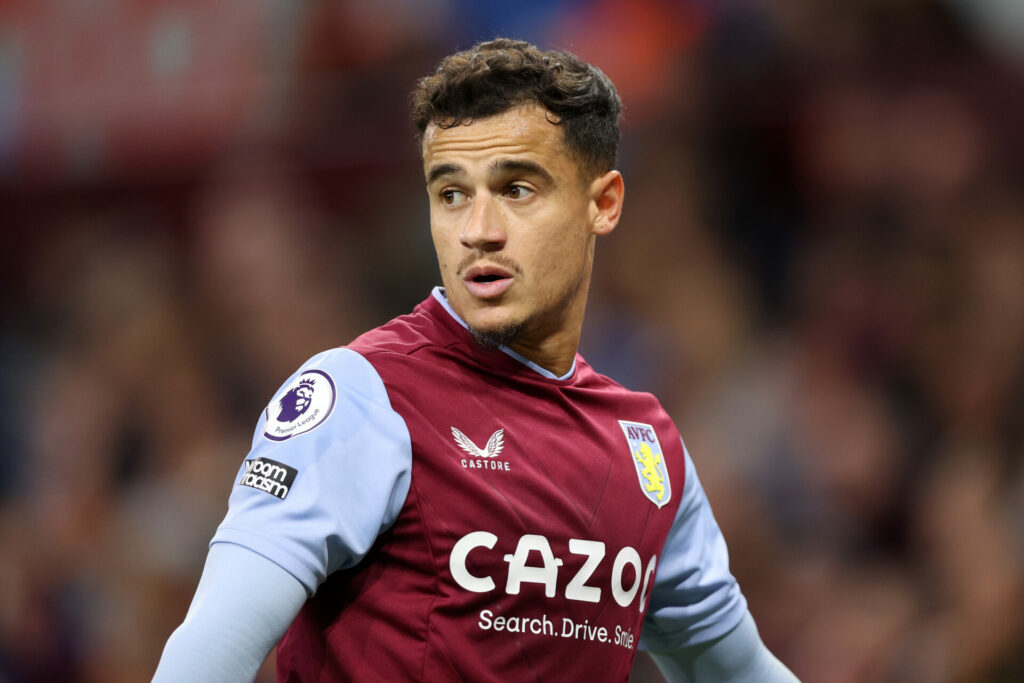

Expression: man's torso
xmin=276 ymin=295 xmax=685 ymax=682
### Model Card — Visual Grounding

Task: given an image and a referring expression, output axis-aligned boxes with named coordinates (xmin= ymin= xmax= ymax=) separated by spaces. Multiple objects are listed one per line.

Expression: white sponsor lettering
xmin=614 ymin=625 xmax=635 ymax=649
xmin=477 ymin=610 xmax=634 ymax=649
xmin=240 ymin=473 xmax=289 ymax=498
xmin=503 ymin=535 xmax=564 ymax=598
xmin=450 ymin=531 xmax=656 ymax=611
xmin=565 ymin=539 xmax=604 ymax=603
xmin=460 ymin=458 xmax=511 ymax=471
xmin=244 ymin=459 xmax=289 ymax=481
xmin=562 ymin=617 xmax=609 ymax=643
xmin=639 ymin=555 xmax=657 ymax=611
xmin=610 ymin=547 xmax=642 ymax=607
xmin=449 ymin=531 xmax=497 ymax=592
xmin=239 ymin=457 xmax=297 ymax=500
xmin=478 ymin=609 xmax=556 ymax=636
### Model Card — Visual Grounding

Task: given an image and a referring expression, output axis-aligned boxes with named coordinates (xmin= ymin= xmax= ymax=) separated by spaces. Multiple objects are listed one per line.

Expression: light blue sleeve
xmin=211 ymin=348 xmax=413 ymax=594
xmin=640 ymin=443 xmax=747 ymax=652
xmin=648 ymin=611 xmax=800 ymax=682
xmin=152 ymin=544 xmax=307 ymax=683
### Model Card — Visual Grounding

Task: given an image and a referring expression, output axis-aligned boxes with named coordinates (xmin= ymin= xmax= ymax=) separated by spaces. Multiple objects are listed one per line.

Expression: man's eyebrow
xmin=490 ymin=159 xmax=554 ymax=185
xmin=426 ymin=163 xmax=463 ymax=185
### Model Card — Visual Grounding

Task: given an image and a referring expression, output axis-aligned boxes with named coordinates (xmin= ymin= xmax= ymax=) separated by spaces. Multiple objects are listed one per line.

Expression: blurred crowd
xmin=2 ymin=1 xmax=1024 ymax=681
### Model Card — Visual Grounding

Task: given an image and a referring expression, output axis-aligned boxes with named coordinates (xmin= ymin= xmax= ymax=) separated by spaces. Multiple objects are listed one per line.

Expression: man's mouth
xmin=462 ymin=265 xmax=515 ymax=299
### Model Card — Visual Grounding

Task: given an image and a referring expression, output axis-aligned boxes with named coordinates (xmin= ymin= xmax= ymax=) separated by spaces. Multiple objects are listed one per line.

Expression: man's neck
xmin=431 ymin=287 xmax=580 ymax=380
xmin=505 ymin=287 xmax=589 ymax=378
xmin=507 ymin=329 xmax=580 ymax=378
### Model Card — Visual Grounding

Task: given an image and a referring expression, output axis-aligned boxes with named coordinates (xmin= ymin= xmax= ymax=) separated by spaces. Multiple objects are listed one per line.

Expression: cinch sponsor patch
xmin=263 ymin=369 xmax=336 ymax=441
xmin=239 ymin=457 xmax=298 ymax=500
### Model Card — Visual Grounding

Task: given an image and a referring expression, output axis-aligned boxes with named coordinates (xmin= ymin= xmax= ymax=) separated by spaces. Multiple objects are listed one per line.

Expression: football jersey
xmin=211 ymin=288 xmax=745 ymax=681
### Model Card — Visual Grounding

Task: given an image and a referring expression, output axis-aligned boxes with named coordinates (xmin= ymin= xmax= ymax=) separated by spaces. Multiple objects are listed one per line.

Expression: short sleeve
xmin=211 ymin=348 xmax=412 ymax=595
xmin=640 ymin=443 xmax=748 ymax=652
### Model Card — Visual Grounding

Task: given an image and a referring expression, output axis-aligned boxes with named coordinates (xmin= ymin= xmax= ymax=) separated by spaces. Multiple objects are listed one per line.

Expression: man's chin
xmin=467 ymin=321 xmax=526 ymax=350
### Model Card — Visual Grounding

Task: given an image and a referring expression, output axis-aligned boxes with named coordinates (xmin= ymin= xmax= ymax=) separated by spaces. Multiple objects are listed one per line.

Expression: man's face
xmin=423 ymin=104 xmax=618 ymax=353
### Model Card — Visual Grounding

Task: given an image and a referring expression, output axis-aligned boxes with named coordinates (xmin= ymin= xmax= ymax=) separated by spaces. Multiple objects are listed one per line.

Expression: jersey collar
xmin=430 ymin=287 xmax=577 ymax=381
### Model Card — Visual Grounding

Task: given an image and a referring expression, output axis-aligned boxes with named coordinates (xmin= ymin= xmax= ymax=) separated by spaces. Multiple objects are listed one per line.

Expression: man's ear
xmin=589 ymin=170 xmax=624 ymax=236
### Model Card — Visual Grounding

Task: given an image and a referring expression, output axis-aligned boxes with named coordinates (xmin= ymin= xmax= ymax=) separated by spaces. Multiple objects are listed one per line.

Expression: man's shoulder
xmin=348 ymin=314 xmax=433 ymax=359
xmin=574 ymin=355 xmax=666 ymax=406
xmin=347 ymin=296 xmax=452 ymax=361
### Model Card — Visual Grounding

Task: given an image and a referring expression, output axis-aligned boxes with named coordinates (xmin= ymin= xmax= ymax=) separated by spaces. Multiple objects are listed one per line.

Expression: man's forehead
xmin=422 ymin=104 xmax=567 ymax=165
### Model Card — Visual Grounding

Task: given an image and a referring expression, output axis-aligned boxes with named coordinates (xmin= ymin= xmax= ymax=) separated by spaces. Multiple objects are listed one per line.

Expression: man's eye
xmin=506 ymin=185 xmax=533 ymax=200
xmin=441 ymin=189 xmax=467 ymax=206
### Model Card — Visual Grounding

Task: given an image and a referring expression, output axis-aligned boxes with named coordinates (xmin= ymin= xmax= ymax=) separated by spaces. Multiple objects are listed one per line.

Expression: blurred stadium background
xmin=2 ymin=1 xmax=1024 ymax=681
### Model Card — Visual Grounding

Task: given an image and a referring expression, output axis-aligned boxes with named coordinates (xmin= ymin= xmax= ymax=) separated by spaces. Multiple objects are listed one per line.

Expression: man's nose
xmin=459 ymin=195 xmax=506 ymax=252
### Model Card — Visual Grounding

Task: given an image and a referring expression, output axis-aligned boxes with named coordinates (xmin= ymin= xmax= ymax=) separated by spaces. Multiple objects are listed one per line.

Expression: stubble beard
xmin=468 ymin=321 xmax=528 ymax=350
xmin=465 ymin=268 xmax=587 ymax=352
xmin=459 ymin=239 xmax=594 ymax=353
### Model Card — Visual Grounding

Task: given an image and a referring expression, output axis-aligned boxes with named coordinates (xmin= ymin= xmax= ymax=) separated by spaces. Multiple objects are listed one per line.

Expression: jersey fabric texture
xmin=211 ymin=288 xmax=746 ymax=682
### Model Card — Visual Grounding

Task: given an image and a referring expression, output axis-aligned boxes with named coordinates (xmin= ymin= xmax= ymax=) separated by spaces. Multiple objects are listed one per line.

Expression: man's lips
xmin=462 ymin=264 xmax=515 ymax=299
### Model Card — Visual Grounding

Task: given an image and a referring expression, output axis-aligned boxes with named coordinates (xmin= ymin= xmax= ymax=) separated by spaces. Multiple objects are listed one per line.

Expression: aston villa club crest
xmin=263 ymin=370 xmax=336 ymax=441
xmin=619 ymin=420 xmax=671 ymax=508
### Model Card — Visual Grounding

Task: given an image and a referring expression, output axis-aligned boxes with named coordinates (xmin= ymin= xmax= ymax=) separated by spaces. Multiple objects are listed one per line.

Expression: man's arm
xmin=648 ymin=610 xmax=799 ymax=682
xmin=152 ymin=348 xmax=413 ymax=680
xmin=641 ymin=443 xmax=797 ymax=680
xmin=152 ymin=543 xmax=307 ymax=682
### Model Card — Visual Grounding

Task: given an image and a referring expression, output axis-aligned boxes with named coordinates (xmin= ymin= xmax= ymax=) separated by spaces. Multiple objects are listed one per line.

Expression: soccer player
xmin=153 ymin=39 xmax=798 ymax=682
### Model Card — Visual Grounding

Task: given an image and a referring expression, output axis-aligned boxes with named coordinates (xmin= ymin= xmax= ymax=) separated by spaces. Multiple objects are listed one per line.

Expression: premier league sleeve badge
xmin=263 ymin=370 xmax=337 ymax=441
xmin=618 ymin=420 xmax=672 ymax=508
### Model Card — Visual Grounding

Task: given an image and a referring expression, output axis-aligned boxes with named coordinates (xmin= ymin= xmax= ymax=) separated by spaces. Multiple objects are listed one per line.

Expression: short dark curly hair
xmin=411 ymin=38 xmax=622 ymax=175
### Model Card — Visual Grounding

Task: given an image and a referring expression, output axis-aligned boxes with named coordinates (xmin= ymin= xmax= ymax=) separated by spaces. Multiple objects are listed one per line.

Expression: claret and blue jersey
xmin=212 ymin=288 xmax=746 ymax=681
